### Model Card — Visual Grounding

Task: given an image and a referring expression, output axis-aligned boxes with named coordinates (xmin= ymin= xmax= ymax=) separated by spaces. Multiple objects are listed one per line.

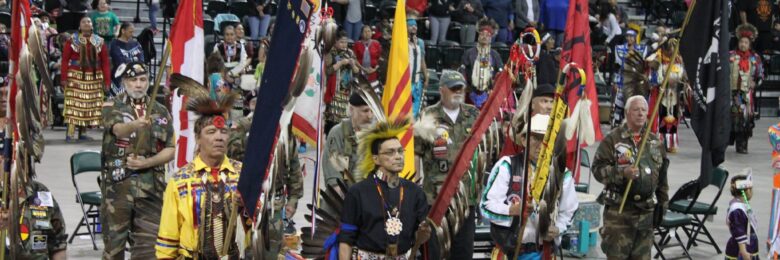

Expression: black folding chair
xmin=68 ymin=150 xmax=102 ymax=250
xmin=668 ymin=167 xmax=729 ymax=254
xmin=653 ymin=210 xmax=693 ymax=260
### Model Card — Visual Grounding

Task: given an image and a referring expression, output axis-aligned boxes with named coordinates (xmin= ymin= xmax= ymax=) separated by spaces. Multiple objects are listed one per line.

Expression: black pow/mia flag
xmin=679 ymin=0 xmax=731 ymax=190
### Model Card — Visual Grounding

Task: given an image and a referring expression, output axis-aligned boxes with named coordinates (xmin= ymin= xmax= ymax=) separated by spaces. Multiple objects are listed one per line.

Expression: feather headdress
xmin=187 ymin=92 xmax=239 ymax=134
xmin=737 ymin=23 xmax=758 ymax=42
xmin=355 ymin=118 xmax=410 ymax=178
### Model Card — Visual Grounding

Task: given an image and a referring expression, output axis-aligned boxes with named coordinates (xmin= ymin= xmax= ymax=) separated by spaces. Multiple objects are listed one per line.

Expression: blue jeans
xmin=494 ymin=27 xmax=512 ymax=44
xmin=344 ymin=20 xmax=363 ymax=41
xmin=550 ymin=30 xmax=564 ymax=47
xmin=148 ymin=2 xmax=160 ymax=29
xmin=247 ymin=15 xmax=271 ymax=40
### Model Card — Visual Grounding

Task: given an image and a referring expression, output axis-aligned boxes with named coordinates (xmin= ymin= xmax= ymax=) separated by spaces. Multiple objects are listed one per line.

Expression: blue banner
xmin=238 ymin=0 xmax=313 ymax=219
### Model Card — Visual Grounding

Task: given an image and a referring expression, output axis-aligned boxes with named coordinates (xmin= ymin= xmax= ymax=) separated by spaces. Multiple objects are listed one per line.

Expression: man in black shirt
xmin=338 ymin=119 xmax=431 ymax=259
xmin=738 ymin=0 xmax=777 ymax=53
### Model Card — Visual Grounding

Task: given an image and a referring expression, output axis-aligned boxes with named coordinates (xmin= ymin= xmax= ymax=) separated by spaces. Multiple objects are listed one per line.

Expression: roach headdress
xmin=356 ymin=118 xmax=410 ymax=178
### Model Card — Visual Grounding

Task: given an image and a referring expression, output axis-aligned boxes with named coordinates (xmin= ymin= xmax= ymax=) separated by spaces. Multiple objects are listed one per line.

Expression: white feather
xmin=513 ymin=80 xmax=535 ymax=126
xmin=564 ymin=99 xmax=583 ymax=140
xmin=578 ymin=99 xmax=596 ymax=146
xmin=413 ymin=112 xmax=438 ymax=142
xmin=262 ymin=179 xmax=270 ymax=193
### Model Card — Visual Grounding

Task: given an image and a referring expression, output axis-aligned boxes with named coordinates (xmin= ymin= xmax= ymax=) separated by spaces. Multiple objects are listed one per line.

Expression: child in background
xmin=207 ymin=53 xmax=231 ymax=99
xmin=89 ymin=0 xmax=120 ymax=43
xmin=726 ymin=171 xmax=759 ymax=260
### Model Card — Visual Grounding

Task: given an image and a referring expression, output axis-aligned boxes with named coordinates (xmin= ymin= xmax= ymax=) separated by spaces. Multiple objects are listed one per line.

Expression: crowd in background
xmin=0 ymin=0 xmax=775 ymax=136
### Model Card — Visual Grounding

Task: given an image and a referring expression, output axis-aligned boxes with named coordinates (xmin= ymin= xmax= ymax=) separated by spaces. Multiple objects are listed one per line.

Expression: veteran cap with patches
xmin=440 ymin=69 xmax=466 ymax=89
xmin=114 ymin=62 xmax=148 ymax=79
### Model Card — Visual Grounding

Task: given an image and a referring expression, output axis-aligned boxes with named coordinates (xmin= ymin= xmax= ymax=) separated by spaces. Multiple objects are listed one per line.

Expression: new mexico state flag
xmin=381 ymin=0 xmax=415 ymax=179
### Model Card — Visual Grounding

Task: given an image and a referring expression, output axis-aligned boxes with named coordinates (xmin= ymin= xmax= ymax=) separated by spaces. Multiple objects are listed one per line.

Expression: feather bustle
xmin=170 ymin=73 xmax=210 ymax=98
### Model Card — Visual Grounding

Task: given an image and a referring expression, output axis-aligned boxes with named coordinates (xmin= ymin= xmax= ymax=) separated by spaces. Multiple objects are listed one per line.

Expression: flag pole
xmin=618 ymin=0 xmax=696 ymax=214
xmin=132 ymin=42 xmax=172 ymax=156
xmin=0 ymin=136 xmax=7 ymax=260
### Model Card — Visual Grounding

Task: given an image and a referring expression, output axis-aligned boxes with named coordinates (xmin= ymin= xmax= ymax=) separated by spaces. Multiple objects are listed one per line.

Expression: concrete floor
xmin=36 ymin=117 xmax=780 ymax=259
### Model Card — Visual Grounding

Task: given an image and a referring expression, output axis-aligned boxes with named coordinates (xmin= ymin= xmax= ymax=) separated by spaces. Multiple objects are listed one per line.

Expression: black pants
xmin=424 ymin=206 xmax=476 ymax=260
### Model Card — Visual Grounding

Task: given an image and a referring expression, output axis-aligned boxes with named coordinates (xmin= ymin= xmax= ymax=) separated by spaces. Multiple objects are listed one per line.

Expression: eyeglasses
xmin=378 ymin=148 xmax=405 ymax=156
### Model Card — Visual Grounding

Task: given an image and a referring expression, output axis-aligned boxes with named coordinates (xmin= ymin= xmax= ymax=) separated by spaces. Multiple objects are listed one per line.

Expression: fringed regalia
xmin=61 ymin=32 xmax=110 ymax=127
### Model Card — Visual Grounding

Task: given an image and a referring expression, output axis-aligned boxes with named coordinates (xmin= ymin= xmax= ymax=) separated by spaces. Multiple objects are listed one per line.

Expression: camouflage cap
xmin=440 ymin=70 xmax=466 ymax=89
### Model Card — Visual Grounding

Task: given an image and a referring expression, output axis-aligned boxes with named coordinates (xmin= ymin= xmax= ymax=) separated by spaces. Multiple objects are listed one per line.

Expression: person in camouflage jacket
xmin=100 ymin=62 xmax=174 ymax=259
xmin=0 ymin=181 xmax=68 ymax=260
xmin=593 ymin=95 xmax=669 ymax=260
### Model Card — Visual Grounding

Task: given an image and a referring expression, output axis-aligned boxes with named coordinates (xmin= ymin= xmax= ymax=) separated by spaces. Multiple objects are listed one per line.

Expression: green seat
xmin=669 ymin=200 xmax=717 ymax=215
xmin=667 ymin=167 xmax=729 ymax=255
xmin=69 ymin=150 xmax=102 ymax=250
xmin=660 ymin=211 xmax=692 ymax=227
xmin=78 ymin=191 xmax=102 ymax=206
xmin=654 ymin=210 xmax=693 ymax=259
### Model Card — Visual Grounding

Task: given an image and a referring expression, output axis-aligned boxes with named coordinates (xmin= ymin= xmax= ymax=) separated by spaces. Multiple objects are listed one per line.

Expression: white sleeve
xmin=605 ymin=14 xmax=621 ymax=43
xmin=555 ymin=174 xmax=579 ymax=233
xmin=481 ymin=157 xmax=513 ymax=223
xmin=240 ymin=45 xmax=248 ymax=64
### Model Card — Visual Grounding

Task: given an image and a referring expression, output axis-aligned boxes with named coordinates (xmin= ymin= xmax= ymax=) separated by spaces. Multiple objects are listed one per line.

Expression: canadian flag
xmin=169 ymin=0 xmax=204 ymax=172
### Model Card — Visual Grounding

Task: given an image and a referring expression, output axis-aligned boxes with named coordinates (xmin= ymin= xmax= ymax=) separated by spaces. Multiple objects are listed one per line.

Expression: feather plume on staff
xmin=564 ymin=89 xmax=596 ymax=147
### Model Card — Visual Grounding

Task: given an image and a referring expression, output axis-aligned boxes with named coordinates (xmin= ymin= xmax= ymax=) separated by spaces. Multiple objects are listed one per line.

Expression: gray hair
xmin=624 ymin=95 xmax=648 ymax=118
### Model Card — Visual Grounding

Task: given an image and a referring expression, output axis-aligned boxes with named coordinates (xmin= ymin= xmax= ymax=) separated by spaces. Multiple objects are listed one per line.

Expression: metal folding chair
xmin=68 ymin=150 xmax=102 ymax=250
xmin=653 ymin=210 xmax=693 ymax=260
xmin=574 ymin=149 xmax=592 ymax=193
xmin=669 ymin=167 xmax=729 ymax=254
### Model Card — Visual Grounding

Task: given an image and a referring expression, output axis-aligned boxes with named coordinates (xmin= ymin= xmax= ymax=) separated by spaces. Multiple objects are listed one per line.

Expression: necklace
xmin=373 ymin=173 xmax=404 ymax=237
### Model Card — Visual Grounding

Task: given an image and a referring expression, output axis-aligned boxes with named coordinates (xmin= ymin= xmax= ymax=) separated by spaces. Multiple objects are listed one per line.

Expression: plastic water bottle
xmin=96 ymin=219 xmax=102 ymax=233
